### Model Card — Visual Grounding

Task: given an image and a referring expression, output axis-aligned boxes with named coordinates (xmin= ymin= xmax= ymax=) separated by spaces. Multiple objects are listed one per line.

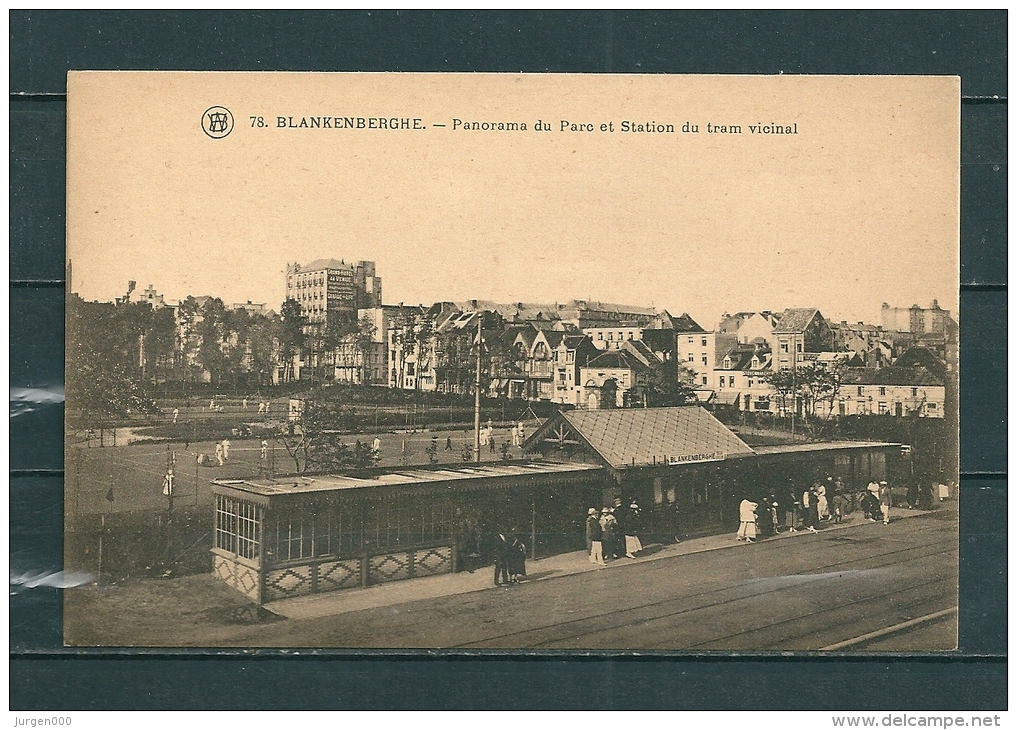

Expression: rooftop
xmin=754 ymin=440 xmax=899 ymax=455
xmin=585 ymin=350 xmax=651 ymax=371
xmin=671 ymin=312 xmax=707 ymax=333
xmin=298 ymin=258 xmax=354 ymax=272
xmin=526 ymin=406 xmax=755 ymax=470
xmin=840 ymin=366 xmax=944 ymax=386
xmin=773 ymin=308 xmax=822 ymax=334
xmin=213 ymin=461 xmax=601 ymax=499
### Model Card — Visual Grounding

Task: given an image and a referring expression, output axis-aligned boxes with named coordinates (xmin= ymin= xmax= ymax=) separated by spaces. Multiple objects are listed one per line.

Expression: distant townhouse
xmin=713 ymin=343 xmax=774 ymax=411
xmin=641 ymin=327 xmax=678 ymax=381
xmin=567 ymin=300 xmax=660 ymax=330
xmin=673 ymin=313 xmax=715 ymax=387
xmin=526 ymin=329 xmax=565 ymax=401
xmin=329 ymin=304 xmax=412 ymax=385
xmin=584 ymin=323 xmax=646 ymax=350
xmin=772 ymin=308 xmax=834 ymax=371
xmin=140 ymin=284 xmax=169 ymax=310
xmin=881 ymin=300 xmax=953 ymax=336
xmin=550 ymin=334 xmax=599 ymax=406
xmin=715 ymin=311 xmax=779 ymax=357
xmin=832 ymin=367 xmax=945 ymax=418
xmin=386 ymin=305 xmax=438 ymax=391
xmin=579 ymin=345 xmax=658 ymax=410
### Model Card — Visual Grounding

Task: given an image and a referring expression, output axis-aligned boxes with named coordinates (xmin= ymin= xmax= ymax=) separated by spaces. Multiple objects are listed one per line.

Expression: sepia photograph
xmin=63 ymin=72 xmax=959 ymax=650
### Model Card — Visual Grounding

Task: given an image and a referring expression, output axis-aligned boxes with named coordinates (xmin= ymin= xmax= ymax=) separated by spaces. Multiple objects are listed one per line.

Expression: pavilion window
xmin=269 ymin=510 xmax=313 ymax=563
xmin=214 ymin=494 xmax=260 ymax=562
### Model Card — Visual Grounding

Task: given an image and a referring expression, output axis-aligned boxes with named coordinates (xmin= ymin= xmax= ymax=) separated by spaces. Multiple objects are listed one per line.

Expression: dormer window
xmin=723 ymin=357 xmax=732 ymax=369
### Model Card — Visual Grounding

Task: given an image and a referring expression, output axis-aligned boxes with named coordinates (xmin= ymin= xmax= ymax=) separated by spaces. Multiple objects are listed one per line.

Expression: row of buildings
xmin=133 ymin=258 xmax=955 ymax=419
xmin=331 ymin=300 xmax=951 ymax=420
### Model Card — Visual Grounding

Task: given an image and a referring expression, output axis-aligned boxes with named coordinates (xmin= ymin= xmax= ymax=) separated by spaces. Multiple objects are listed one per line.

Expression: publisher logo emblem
xmin=202 ymin=106 xmax=234 ymax=139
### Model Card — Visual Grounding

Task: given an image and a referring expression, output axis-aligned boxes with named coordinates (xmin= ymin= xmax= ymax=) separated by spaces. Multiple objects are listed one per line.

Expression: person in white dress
xmin=737 ymin=498 xmax=759 ymax=542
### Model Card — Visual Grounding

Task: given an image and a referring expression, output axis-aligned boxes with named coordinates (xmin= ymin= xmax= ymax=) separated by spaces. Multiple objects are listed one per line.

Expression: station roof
xmin=753 ymin=440 xmax=899 ymax=455
xmin=212 ymin=461 xmax=602 ymax=502
xmin=525 ymin=406 xmax=755 ymax=470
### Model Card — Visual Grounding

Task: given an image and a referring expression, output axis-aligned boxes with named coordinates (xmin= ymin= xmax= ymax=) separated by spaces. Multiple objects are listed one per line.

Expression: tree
xmin=279 ymin=298 xmax=307 ymax=383
xmin=175 ymin=296 xmax=202 ymax=382
xmin=355 ymin=313 xmax=378 ymax=385
xmin=412 ymin=315 xmax=436 ymax=393
xmin=196 ymin=297 xmax=229 ymax=386
xmin=389 ymin=308 xmax=418 ymax=389
xmin=66 ymin=295 xmax=158 ymax=427
xmin=638 ymin=362 xmax=698 ymax=407
xmin=146 ymin=306 xmax=178 ymax=381
xmin=247 ymin=313 xmax=280 ymax=386
xmin=763 ymin=363 xmax=844 ymax=438
xmin=275 ymin=395 xmax=375 ymax=473
xmin=798 ymin=363 xmax=843 ymax=419
xmin=763 ymin=368 xmax=797 ymax=417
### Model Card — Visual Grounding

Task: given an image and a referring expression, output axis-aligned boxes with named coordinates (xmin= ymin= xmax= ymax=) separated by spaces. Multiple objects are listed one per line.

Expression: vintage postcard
xmin=64 ymin=72 xmax=959 ymax=650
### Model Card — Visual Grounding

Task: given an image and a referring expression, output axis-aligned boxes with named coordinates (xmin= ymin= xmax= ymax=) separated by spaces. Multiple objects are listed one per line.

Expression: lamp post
xmin=473 ymin=313 xmax=483 ymax=463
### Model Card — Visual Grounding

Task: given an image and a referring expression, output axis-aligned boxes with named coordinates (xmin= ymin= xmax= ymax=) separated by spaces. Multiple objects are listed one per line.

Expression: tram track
xmin=451 ymin=531 xmax=956 ymax=650
xmin=657 ymin=574 xmax=954 ymax=651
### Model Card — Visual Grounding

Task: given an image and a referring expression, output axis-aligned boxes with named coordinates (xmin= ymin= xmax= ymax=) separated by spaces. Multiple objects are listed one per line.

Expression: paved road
xmin=238 ymin=508 xmax=956 ymax=650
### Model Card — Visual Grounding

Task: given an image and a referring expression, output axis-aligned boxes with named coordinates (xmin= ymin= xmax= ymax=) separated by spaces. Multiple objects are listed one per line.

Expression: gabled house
xmin=713 ymin=343 xmax=774 ymax=411
xmin=551 ymin=334 xmax=599 ymax=406
xmin=527 ymin=328 xmax=565 ymax=400
xmin=772 ymin=308 xmax=834 ymax=371
xmin=579 ymin=349 xmax=657 ymax=410
xmin=673 ymin=313 xmax=714 ymax=387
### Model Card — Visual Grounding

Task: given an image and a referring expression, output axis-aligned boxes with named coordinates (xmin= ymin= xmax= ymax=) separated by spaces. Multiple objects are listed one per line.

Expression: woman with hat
xmin=736 ymin=496 xmax=759 ymax=543
xmin=599 ymin=508 xmax=619 ymax=560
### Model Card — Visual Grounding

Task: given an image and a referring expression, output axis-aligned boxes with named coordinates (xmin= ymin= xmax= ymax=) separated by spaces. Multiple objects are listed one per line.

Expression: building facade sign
xmin=667 ymin=451 xmax=725 ymax=465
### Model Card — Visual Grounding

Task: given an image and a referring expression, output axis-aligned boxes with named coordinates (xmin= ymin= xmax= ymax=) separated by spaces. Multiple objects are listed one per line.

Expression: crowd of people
xmin=737 ymin=476 xmax=902 ymax=543
xmin=585 ymin=499 xmax=645 ymax=566
xmin=492 ymin=530 xmax=528 ymax=586
xmin=479 ymin=475 xmax=947 ymax=588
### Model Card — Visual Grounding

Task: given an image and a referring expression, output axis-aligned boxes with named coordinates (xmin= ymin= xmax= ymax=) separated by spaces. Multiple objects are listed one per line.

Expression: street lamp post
xmin=473 ymin=314 xmax=483 ymax=463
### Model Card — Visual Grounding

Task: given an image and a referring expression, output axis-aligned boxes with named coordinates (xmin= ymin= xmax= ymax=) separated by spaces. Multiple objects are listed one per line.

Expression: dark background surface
xmin=10 ymin=10 xmax=1006 ymax=711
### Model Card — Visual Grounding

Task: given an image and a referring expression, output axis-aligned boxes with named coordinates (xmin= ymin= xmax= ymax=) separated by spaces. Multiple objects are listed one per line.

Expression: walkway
xmin=265 ymin=502 xmax=943 ymax=621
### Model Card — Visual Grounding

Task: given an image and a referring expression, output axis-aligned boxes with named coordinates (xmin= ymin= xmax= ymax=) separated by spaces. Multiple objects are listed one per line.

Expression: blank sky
xmin=67 ymin=73 xmax=959 ymax=330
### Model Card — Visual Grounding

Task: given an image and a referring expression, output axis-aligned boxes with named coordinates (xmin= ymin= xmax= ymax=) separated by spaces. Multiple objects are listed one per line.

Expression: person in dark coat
xmin=611 ymin=499 xmax=626 ymax=558
xmin=758 ymin=494 xmax=778 ymax=537
xmin=801 ymin=486 xmax=819 ymax=533
xmin=507 ymin=531 xmax=527 ymax=583
xmin=586 ymin=508 xmax=605 ymax=565
xmin=911 ymin=483 xmax=927 ymax=512
xmin=624 ymin=502 xmax=644 ymax=557
xmin=786 ymin=486 xmax=801 ymax=532
xmin=493 ymin=532 xmax=511 ymax=586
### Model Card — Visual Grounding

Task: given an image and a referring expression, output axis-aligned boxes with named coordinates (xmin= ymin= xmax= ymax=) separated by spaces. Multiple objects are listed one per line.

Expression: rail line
xmin=451 ymin=531 xmax=956 ymax=649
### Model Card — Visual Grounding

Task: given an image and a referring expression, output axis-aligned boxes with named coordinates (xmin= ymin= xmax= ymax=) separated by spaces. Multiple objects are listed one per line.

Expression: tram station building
xmin=211 ymin=406 xmax=901 ymax=604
